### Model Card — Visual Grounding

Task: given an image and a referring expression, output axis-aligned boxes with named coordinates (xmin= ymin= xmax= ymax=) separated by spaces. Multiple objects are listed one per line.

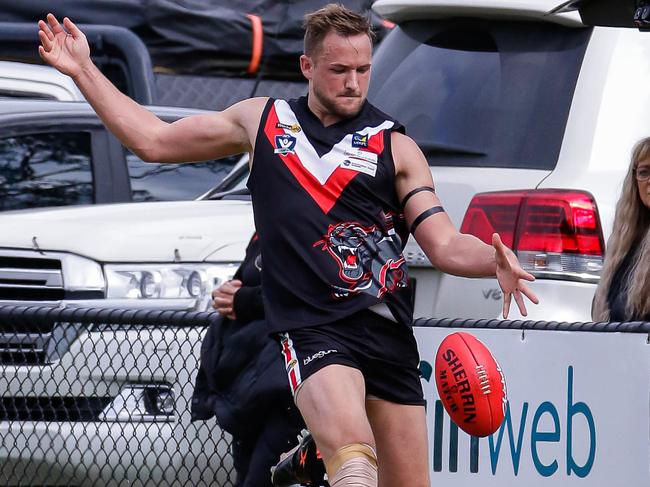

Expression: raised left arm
xmin=392 ymin=132 xmax=538 ymax=317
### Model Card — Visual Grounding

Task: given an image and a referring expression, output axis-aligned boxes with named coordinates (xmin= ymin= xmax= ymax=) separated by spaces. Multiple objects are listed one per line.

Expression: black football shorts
xmin=277 ymin=309 xmax=425 ymax=406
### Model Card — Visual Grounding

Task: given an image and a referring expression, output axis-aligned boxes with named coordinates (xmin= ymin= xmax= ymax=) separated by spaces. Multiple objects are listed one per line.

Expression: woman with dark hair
xmin=593 ymin=136 xmax=650 ymax=321
xmin=191 ymin=233 xmax=305 ymax=487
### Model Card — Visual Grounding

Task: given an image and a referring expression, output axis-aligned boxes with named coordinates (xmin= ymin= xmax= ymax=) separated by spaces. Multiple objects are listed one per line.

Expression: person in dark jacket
xmin=191 ymin=233 xmax=305 ymax=487
xmin=593 ymin=137 xmax=650 ymax=321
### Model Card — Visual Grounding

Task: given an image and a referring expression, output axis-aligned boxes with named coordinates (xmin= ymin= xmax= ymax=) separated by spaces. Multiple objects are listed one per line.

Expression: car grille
xmin=0 ymin=318 xmax=89 ymax=366
xmin=0 ymin=256 xmax=65 ymax=301
xmin=0 ymin=397 xmax=112 ymax=421
xmin=0 ymin=252 xmax=103 ymax=366
xmin=0 ymin=256 xmax=64 ymax=364
xmin=0 ymin=331 xmax=48 ymax=364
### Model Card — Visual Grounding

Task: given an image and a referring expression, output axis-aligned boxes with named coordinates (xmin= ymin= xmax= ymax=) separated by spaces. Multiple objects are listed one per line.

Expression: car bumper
xmin=412 ymin=270 xmax=597 ymax=323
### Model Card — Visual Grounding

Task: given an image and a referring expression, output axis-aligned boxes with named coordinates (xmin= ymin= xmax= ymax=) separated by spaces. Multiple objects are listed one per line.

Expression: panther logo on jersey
xmin=313 ymin=220 xmax=408 ymax=299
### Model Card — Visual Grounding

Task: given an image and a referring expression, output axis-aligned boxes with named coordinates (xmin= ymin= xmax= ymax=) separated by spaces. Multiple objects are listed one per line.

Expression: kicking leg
xmin=295 ymin=364 xmax=377 ymax=486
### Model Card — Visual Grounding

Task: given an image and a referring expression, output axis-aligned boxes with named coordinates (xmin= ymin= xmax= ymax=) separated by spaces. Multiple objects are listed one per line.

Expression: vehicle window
xmin=369 ymin=20 xmax=591 ymax=169
xmin=0 ymin=132 xmax=93 ymax=210
xmin=125 ymin=151 xmax=236 ymax=202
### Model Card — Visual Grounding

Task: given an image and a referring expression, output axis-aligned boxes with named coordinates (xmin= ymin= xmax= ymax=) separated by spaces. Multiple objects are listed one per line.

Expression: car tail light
xmin=460 ymin=189 xmax=604 ymax=281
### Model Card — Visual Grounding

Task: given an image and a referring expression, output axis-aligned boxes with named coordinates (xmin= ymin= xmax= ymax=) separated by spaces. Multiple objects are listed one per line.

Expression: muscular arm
xmin=72 ymin=63 xmax=261 ymax=162
xmin=392 ymin=132 xmax=495 ymax=276
xmin=392 ymin=131 xmax=538 ymax=316
xmin=38 ymin=14 xmax=263 ymax=163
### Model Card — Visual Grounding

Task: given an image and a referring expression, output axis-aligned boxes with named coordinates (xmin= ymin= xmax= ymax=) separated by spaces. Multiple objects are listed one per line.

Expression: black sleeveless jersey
xmin=247 ymin=96 xmax=413 ymax=332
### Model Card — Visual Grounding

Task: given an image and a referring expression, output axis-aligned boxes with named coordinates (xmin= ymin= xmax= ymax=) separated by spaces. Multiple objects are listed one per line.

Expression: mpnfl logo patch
xmin=274 ymin=134 xmax=297 ymax=155
xmin=351 ymin=133 xmax=369 ymax=148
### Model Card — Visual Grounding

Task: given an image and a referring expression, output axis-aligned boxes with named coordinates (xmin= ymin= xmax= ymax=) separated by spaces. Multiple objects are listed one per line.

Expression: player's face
xmin=301 ymin=32 xmax=372 ymax=121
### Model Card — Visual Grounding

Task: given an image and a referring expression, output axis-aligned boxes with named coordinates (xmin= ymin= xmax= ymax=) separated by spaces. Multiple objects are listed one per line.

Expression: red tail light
xmin=460 ymin=189 xmax=604 ymax=280
xmin=460 ymin=191 xmax=527 ymax=248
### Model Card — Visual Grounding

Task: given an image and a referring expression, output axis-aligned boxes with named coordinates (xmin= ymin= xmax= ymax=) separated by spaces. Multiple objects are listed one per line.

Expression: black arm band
xmin=410 ymin=206 xmax=445 ymax=234
xmin=401 ymin=186 xmax=436 ymax=208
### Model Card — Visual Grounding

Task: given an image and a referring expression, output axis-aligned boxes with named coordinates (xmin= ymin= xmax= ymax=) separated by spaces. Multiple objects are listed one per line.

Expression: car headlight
xmin=104 ymin=263 xmax=239 ymax=310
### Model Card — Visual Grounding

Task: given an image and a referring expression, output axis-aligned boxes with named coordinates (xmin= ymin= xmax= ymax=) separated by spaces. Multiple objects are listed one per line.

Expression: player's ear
xmin=300 ymin=54 xmax=314 ymax=81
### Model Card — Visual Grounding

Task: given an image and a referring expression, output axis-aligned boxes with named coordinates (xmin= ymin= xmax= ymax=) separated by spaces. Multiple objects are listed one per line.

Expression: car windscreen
xmin=125 ymin=150 xmax=237 ymax=202
xmin=368 ymin=19 xmax=591 ymax=169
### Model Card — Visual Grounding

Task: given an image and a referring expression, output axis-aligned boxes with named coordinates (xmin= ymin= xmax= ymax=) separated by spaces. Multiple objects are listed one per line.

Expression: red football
xmin=434 ymin=332 xmax=507 ymax=437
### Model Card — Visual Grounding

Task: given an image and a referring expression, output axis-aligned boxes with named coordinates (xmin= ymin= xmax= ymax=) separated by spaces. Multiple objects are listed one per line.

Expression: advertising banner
xmin=414 ymin=327 xmax=650 ymax=486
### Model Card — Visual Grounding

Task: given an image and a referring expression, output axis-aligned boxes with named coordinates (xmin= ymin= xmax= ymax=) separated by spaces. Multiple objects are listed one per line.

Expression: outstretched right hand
xmin=38 ymin=14 xmax=90 ymax=79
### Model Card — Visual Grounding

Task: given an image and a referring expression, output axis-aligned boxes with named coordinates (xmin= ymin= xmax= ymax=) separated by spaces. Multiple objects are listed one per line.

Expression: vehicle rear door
xmin=368 ymin=17 xmax=592 ymax=319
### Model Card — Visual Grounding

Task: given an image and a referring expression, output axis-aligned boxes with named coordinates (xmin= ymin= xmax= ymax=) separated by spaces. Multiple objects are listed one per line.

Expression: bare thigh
xmin=366 ymin=399 xmax=430 ymax=487
xmin=295 ymin=364 xmax=375 ymax=464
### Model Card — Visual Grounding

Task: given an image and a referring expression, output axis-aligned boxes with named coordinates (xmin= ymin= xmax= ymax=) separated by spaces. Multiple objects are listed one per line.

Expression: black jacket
xmin=191 ymin=236 xmax=291 ymax=439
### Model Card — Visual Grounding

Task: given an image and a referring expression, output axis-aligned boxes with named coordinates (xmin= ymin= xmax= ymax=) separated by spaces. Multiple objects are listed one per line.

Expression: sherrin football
xmin=434 ymin=332 xmax=507 ymax=437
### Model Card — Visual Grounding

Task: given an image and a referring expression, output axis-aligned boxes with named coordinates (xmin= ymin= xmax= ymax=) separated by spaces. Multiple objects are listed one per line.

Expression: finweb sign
xmin=421 ymin=366 xmax=595 ymax=477
xmin=414 ymin=327 xmax=650 ymax=487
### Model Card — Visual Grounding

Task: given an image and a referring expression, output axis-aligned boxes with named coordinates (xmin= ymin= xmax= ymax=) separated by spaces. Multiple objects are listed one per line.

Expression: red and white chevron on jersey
xmin=264 ymin=99 xmax=393 ymax=213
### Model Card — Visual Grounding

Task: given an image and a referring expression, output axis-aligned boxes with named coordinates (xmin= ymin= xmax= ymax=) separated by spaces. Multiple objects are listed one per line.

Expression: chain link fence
xmin=0 ymin=305 xmax=236 ymax=487
xmin=6 ymin=304 xmax=644 ymax=486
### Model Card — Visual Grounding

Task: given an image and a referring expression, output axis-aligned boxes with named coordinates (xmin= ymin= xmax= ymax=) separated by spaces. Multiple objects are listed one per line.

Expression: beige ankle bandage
xmin=327 ymin=443 xmax=378 ymax=487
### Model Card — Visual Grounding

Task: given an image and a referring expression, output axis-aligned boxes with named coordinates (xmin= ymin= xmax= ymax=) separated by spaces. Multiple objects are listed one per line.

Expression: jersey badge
xmin=340 ymin=149 xmax=378 ymax=177
xmin=274 ymin=134 xmax=297 ymax=155
xmin=351 ymin=132 xmax=369 ymax=148
xmin=276 ymin=122 xmax=302 ymax=133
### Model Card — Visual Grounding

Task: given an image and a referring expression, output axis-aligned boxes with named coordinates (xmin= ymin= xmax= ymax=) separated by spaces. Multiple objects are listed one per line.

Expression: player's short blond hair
xmin=303 ymin=3 xmax=374 ymax=57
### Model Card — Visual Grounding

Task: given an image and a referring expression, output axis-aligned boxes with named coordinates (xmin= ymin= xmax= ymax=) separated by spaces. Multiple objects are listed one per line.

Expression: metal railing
xmin=413 ymin=316 xmax=650 ymax=333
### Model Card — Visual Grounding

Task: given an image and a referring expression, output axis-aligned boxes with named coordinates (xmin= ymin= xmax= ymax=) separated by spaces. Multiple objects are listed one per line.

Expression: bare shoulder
xmin=225 ymin=97 xmax=268 ymax=119
xmin=209 ymin=97 xmax=269 ymax=150
xmin=222 ymin=97 xmax=268 ymax=128
xmin=391 ymin=131 xmax=420 ymax=152
xmin=390 ymin=131 xmax=428 ymax=174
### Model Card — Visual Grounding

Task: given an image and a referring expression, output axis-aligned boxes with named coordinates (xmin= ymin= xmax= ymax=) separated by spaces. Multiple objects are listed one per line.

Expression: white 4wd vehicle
xmin=371 ymin=0 xmax=650 ymax=322
xmin=1 ymin=0 xmax=649 ymax=484
xmin=0 ymin=61 xmax=85 ymax=101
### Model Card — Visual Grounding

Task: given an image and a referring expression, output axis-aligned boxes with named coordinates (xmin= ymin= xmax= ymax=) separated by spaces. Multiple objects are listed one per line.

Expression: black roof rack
xmin=0 ymin=22 xmax=156 ymax=105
